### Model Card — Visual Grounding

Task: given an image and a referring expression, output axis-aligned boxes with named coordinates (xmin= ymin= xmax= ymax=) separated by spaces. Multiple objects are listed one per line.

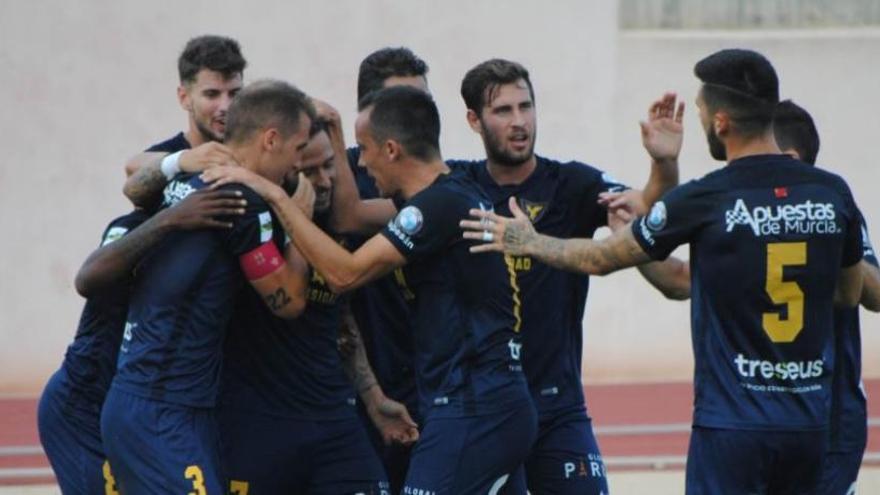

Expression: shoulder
xmin=144 ymin=132 xmax=190 ymax=153
xmin=100 ymin=210 xmax=151 ymax=245
xmin=551 ymin=157 xmax=613 ymax=185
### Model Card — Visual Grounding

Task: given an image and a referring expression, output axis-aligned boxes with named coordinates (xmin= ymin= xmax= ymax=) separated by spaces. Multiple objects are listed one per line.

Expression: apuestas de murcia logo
xmin=724 ymin=199 xmax=838 ymax=236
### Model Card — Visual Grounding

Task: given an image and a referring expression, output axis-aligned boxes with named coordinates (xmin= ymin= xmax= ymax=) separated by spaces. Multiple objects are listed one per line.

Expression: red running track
xmin=2 ymin=380 xmax=878 ymax=485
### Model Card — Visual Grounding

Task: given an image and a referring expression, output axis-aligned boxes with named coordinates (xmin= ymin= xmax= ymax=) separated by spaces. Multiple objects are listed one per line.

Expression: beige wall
xmin=0 ymin=1 xmax=876 ymax=393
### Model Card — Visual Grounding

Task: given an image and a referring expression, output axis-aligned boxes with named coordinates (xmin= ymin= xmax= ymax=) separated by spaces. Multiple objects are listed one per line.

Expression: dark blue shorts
xmin=403 ymin=400 xmax=537 ymax=495
xmin=219 ymin=407 xmax=388 ymax=494
xmin=38 ymin=368 xmax=118 ymax=495
xmin=686 ymin=426 xmax=826 ymax=495
xmin=516 ymin=408 xmax=609 ymax=495
xmin=100 ymin=388 xmax=224 ymax=495
xmin=815 ymin=448 xmax=865 ymax=495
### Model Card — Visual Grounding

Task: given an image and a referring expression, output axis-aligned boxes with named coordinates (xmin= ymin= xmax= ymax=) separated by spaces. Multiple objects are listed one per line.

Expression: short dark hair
xmin=357 ymin=47 xmax=429 ymax=102
xmin=460 ymin=59 xmax=535 ymax=114
xmin=178 ymin=35 xmax=247 ymax=84
xmin=225 ymin=80 xmax=315 ymax=145
xmin=695 ymin=49 xmax=779 ymax=137
xmin=774 ymin=100 xmax=820 ymax=165
xmin=357 ymin=86 xmax=440 ymax=161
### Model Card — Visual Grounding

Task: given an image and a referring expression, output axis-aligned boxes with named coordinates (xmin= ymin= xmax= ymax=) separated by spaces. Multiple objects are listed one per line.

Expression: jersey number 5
xmin=762 ymin=242 xmax=806 ymax=343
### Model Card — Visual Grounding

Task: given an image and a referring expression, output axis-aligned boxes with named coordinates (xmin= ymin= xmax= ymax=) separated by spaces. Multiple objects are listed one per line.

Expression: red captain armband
xmin=239 ymin=242 xmax=285 ymax=281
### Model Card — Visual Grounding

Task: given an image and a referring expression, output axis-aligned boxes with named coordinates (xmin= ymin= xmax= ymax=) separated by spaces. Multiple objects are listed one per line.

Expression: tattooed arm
xmin=75 ymin=190 xmax=246 ymax=297
xmin=338 ymin=306 xmax=419 ymax=445
xmin=462 ymin=196 xmax=651 ymax=275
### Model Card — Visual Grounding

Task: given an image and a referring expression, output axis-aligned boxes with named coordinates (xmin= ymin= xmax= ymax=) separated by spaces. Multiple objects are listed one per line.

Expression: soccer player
xmin=463 ymin=49 xmax=865 ymax=494
xmin=217 ymin=121 xmax=415 ymax=494
xmin=123 ymin=35 xmax=246 ymax=209
xmin=451 ymin=58 xmax=680 ymax=494
xmin=202 ymin=86 xmax=536 ymax=494
xmin=335 ymin=46 xmax=429 ymax=492
xmin=37 ymin=189 xmax=245 ymax=495
xmin=608 ymin=99 xmax=880 ymax=494
xmin=100 ymin=80 xmax=315 ymax=494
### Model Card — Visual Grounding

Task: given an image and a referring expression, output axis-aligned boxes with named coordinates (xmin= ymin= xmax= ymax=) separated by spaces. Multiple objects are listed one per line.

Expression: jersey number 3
xmin=763 ymin=242 xmax=806 ymax=343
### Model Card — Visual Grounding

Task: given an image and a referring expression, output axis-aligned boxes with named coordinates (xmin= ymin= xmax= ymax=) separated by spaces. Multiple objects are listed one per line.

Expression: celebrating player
xmin=100 ymin=80 xmax=314 ymax=493
xmin=463 ymin=49 xmax=865 ymax=494
xmin=202 ymin=86 xmax=536 ymax=493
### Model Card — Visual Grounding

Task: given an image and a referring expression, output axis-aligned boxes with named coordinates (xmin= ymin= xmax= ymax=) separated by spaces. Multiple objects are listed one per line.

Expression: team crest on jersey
xmin=518 ymin=199 xmax=548 ymax=223
xmin=646 ymin=201 xmax=667 ymax=231
xmin=101 ymin=227 xmax=128 ymax=246
xmin=724 ymin=198 xmax=838 ymax=237
xmin=162 ymin=180 xmax=196 ymax=207
xmin=258 ymin=211 xmax=273 ymax=242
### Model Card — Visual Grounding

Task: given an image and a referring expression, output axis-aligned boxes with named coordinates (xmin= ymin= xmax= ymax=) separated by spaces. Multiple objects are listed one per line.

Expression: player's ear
xmin=261 ymin=128 xmax=280 ymax=152
xmin=384 ymin=138 xmax=401 ymax=162
xmin=713 ymin=111 xmax=730 ymax=136
xmin=466 ymin=109 xmax=482 ymax=135
xmin=177 ymin=84 xmax=191 ymax=111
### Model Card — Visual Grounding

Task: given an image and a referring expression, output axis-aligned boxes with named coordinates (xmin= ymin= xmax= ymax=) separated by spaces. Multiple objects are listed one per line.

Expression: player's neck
xmin=399 ymin=158 xmax=450 ymax=199
xmin=184 ymin=127 xmax=209 ymax=148
xmin=724 ymin=132 xmax=781 ymax=163
xmin=485 ymin=154 xmax=537 ymax=186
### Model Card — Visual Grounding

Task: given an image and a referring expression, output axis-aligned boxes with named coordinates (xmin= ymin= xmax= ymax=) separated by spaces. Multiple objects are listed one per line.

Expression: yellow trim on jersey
xmin=504 ymin=254 xmax=523 ymax=332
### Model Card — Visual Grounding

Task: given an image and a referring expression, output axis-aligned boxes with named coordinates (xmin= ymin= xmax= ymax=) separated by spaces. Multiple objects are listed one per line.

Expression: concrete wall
xmin=0 ymin=0 xmax=877 ymax=393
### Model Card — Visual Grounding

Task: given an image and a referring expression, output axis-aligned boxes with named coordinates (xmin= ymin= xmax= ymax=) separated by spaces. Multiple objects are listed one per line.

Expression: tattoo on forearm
xmin=340 ymin=319 xmax=379 ymax=394
xmin=532 ymin=229 xmax=648 ymax=275
xmin=266 ymin=288 xmax=292 ymax=311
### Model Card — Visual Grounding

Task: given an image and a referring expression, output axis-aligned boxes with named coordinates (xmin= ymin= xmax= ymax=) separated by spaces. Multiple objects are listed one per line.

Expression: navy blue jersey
xmin=220 ymin=218 xmax=357 ymax=420
xmin=631 ymin=154 xmax=863 ymax=430
xmin=113 ymin=173 xmax=279 ymax=407
xmin=61 ymin=211 xmax=150 ymax=408
xmin=828 ymin=217 xmax=876 ymax=451
xmin=346 ymin=147 xmax=419 ymax=412
xmin=144 ymin=132 xmax=191 ymax=153
xmin=380 ymin=172 xmax=529 ymax=419
xmin=453 ymin=157 xmax=626 ymax=418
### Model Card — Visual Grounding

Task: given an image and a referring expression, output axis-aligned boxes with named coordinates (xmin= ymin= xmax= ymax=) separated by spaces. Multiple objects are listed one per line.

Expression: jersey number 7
xmin=762 ymin=242 xmax=806 ymax=343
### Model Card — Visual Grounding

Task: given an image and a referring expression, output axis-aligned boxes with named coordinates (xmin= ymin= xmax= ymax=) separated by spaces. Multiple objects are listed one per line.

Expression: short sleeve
xmin=631 ymin=180 xmax=711 ymax=260
xmin=564 ymin=162 xmax=628 ymax=229
xmin=222 ymin=185 xmax=277 ymax=256
xmin=99 ymin=211 xmax=150 ymax=247
xmin=381 ymin=186 xmax=463 ymax=261
xmin=144 ymin=132 xmax=190 ymax=153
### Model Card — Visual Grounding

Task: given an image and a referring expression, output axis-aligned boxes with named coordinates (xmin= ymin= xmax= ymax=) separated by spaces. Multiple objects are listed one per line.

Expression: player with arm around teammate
xmin=203 ymin=86 xmax=537 ymax=494
xmin=100 ymin=80 xmax=315 ymax=494
xmin=464 ymin=49 xmax=865 ymax=495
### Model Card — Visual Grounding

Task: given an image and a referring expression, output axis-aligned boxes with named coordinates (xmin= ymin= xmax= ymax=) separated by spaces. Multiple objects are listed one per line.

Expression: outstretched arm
xmin=338 ymin=306 xmax=418 ymax=445
xmin=462 ymin=196 xmax=651 ymax=275
xmin=201 ymin=165 xmax=406 ymax=293
xmin=860 ymin=260 xmax=880 ymax=311
xmin=75 ymin=189 xmax=246 ymax=297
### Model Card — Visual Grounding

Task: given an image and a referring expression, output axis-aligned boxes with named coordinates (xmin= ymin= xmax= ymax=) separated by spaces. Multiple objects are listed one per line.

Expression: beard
xmin=481 ymin=121 xmax=535 ymax=167
xmin=706 ymin=127 xmax=727 ymax=161
xmin=193 ymin=112 xmax=224 ymax=143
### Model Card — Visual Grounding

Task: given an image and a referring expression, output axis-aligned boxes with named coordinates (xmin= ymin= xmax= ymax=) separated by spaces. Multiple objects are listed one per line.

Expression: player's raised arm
xmin=312 ymin=99 xmax=396 ymax=235
xmin=463 ymin=196 xmax=651 ymax=275
xmin=639 ymin=92 xmax=684 ymax=207
xmin=203 ymin=165 xmax=405 ymax=294
xmin=75 ymin=189 xmax=246 ymax=297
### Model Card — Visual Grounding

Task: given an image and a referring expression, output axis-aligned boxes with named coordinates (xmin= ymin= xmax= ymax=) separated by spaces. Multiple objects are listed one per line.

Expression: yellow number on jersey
xmin=230 ymin=480 xmax=250 ymax=495
xmin=762 ymin=242 xmax=807 ymax=343
xmin=185 ymin=465 xmax=207 ymax=495
xmin=102 ymin=460 xmax=119 ymax=495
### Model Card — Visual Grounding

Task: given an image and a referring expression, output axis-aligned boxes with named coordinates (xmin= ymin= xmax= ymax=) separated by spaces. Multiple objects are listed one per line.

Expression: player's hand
xmin=640 ymin=92 xmax=684 ymax=165
xmin=179 ymin=142 xmax=240 ymax=173
xmin=160 ymin=189 xmax=247 ymax=230
xmin=310 ymin=98 xmax=343 ymax=135
xmin=291 ymin=172 xmax=316 ymax=219
xmin=598 ymin=189 xmax=648 ymax=215
xmin=460 ymin=197 xmax=537 ymax=255
xmin=363 ymin=387 xmax=419 ymax=446
xmin=200 ymin=166 xmax=283 ymax=203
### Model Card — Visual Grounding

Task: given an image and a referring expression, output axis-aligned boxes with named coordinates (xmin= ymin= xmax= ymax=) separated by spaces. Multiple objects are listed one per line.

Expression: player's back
xmin=641 ymin=154 xmax=862 ymax=430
